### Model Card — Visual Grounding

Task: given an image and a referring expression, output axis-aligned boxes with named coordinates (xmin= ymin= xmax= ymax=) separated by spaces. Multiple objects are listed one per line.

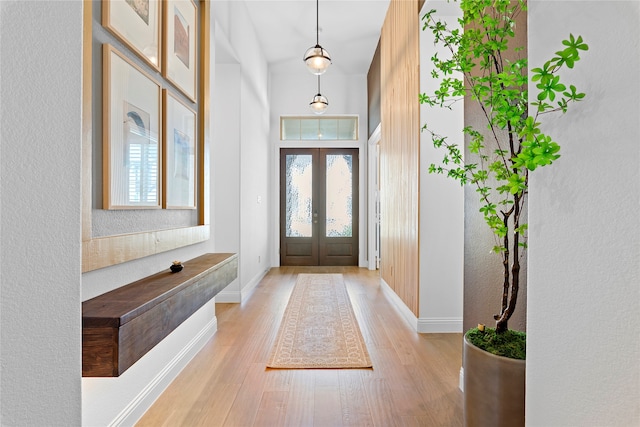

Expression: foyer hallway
xmin=136 ymin=267 xmax=463 ymax=426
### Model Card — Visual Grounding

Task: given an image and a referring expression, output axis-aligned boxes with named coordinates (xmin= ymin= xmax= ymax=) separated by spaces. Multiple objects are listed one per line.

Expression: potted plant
xmin=419 ymin=0 xmax=588 ymax=425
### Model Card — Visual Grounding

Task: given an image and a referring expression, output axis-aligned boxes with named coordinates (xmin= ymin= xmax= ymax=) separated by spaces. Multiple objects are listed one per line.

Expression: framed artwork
xmin=163 ymin=0 xmax=197 ymax=101
xmin=103 ymin=44 xmax=162 ymax=209
xmin=163 ymin=90 xmax=197 ymax=209
xmin=103 ymin=0 xmax=162 ymax=71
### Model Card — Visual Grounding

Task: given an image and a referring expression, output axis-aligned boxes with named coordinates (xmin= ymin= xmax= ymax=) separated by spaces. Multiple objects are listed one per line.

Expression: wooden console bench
xmin=82 ymin=253 xmax=237 ymax=377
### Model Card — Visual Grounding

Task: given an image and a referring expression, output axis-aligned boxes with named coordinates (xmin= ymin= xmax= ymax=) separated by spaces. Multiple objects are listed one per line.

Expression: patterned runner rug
xmin=266 ymin=273 xmax=373 ymax=369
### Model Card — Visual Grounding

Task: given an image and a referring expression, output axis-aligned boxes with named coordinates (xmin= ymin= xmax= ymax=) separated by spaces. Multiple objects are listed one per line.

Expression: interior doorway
xmin=280 ymin=148 xmax=359 ymax=266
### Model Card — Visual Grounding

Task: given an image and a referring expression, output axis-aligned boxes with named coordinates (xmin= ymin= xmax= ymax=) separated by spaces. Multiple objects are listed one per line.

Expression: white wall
xmin=212 ymin=58 xmax=241 ymax=302
xmin=527 ymin=2 xmax=640 ymax=426
xmin=0 ymin=1 xmax=83 ymax=425
xmin=214 ymin=0 xmax=271 ymax=297
xmin=418 ymin=1 xmax=464 ymax=333
xmin=269 ymin=71 xmax=369 ymax=267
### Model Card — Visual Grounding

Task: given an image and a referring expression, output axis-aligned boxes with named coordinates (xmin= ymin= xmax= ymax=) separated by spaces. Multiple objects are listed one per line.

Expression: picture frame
xmin=103 ymin=0 xmax=162 ymax=71
xmin=163 ymin=90 xmax=197 ymax=209
xmin=103 ymin=44 xmax=162 ymax=210
xmin=163 ymin=0 xmax=197 ymax=101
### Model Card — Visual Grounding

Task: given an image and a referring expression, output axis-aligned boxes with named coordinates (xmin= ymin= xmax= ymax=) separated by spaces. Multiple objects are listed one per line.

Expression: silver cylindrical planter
xmin=463 ymin=335 xmax=526 ymax=427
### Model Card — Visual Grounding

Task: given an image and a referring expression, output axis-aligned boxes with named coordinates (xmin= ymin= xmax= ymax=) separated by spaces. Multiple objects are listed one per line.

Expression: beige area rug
xmin=266 ymin=274 xmax=373 ymax=369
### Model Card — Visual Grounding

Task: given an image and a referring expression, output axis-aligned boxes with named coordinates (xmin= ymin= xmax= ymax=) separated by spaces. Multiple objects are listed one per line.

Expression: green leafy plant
xmin=420 ymin=0 xmax=588 ymax=338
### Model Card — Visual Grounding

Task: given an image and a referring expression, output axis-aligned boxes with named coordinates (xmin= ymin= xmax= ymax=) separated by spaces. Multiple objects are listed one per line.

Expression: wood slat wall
xmin=379 ymin=0 xmax=420 ymax=316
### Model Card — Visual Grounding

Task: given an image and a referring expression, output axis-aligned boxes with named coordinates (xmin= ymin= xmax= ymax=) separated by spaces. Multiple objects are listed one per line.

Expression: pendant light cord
xmin=316 ymin=0 xmax=319 ymax=45
xmin=317 ymin=75 xmax=321 ymax=94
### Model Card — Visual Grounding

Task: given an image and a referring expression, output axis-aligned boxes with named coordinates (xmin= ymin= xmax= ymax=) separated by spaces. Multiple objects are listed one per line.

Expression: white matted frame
xmin=103 ymin=0 xmax=162 ymax=70
xmin=164 ymin=90 xmax=196 ymax=209
xmin=163 ymin=0 xmax=197 ymax=101
xmin=103 ymin=44 xmax=162 ymax=209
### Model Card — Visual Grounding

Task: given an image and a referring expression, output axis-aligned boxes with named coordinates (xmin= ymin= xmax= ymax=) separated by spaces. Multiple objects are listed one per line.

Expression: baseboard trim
xmin=110 ymin=316 xmax=218 ymax=427
xmin=379 ymin=279 xmax=463 ymax=334
xmin=215 ymin=289 xmax=241 ymax=303
xmin=240 ymin=268 xmax=269 ymax=303
xmin=417 ymin=317 xmax=463 ymax=333
xmin=380 ymin=278 xmax=419 ymax=331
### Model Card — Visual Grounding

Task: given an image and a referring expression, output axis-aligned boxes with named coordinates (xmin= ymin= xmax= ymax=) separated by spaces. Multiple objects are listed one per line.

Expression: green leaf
xmin=507 ymin=173 xmax=527 ymax=195
xmin=531 ymin=134 xmax=561 ymax=167
xmin=519 ymin=117 xmax=541 ymax=142
xmin=469 ymin=139 xmax=483 ymax=153
xmin=492 ymin=245 xmax=507 ymax=254
xmin=515 ymin=223 xmax=528 ymax=235
xmin=476 ymin=186 xmax=491 ymax=196
xmin=536 ymin=75 xmax=566 ymax=102
xmin=479 ymin=203 xmax=497 ymax=216
xmin=555 ymin=34 xmax=589 ymax=69
xmin=531 ymin=61 xmax=553 ymax=83
xmin=562 ymin=85 xmax=586 ymax=102
xmin=472 ymin=170 xmax=488 ymax=183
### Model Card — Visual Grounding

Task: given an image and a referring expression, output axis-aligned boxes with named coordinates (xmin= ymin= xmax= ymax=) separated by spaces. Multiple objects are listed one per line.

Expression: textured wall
xmin=0 ymin=1 xmax=83 ymax=425
xmin=526 ymin=1 xmax=640 ymax=426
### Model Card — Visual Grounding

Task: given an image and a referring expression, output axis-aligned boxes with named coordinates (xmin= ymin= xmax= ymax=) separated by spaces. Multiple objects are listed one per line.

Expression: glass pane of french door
xmin=325 ymin=154 xmax=353 ymax=237
xmin=284 ymin=154 xmax=313 ymax=238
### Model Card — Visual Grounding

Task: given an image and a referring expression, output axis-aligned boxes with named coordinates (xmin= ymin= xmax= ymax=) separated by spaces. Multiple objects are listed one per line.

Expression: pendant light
xmin=303 ymin=0 xmax=331 ymax=75
xmin=309 ymin=75 xmax=328 ymax=114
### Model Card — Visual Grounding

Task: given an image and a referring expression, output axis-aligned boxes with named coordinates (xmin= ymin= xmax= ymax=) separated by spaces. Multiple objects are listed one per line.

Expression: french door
xmin=280 ymin=148 xmax=359 ymax=266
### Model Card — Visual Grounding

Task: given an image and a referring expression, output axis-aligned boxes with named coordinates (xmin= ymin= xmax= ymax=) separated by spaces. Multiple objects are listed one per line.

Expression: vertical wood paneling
xmin=380 ymin=0 xmax=420 ymax=316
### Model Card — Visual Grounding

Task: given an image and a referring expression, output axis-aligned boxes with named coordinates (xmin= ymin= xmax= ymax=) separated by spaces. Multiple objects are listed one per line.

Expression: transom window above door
xmin=280 ymin=116 xmax=358 ymax=141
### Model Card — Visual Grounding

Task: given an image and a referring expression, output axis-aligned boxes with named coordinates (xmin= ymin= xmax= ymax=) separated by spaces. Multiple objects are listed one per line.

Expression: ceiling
xmin=242 ymin=0 xmax=391 ymax=75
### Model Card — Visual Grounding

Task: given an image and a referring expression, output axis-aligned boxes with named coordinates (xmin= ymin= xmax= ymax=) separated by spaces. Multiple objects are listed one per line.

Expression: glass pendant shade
xmin=304 ymin=0 xmax=331 ymax=75
xmin=309 ymin=93 xmax=328 ymax=114
xmin=304 ymin=45 xmax=332 ymax=75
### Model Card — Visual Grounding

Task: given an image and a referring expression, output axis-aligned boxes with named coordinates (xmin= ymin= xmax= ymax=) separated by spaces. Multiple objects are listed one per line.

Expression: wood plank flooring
xmin=136 ymin=267 xmax=463 ymax=426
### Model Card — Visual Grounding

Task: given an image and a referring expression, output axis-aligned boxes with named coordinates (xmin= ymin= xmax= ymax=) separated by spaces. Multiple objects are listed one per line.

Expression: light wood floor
xmin=136 ymin=266 xmax=463 ymax=427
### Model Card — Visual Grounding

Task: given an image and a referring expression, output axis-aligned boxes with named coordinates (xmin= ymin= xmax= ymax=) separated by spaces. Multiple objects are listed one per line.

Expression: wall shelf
xmin=82 ymin=253 xmax=237 ymax=377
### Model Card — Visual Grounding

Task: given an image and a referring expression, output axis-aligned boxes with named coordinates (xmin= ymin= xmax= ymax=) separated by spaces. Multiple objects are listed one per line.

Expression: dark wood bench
xmin=82 ymin=253 xmax=238 ymax=377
